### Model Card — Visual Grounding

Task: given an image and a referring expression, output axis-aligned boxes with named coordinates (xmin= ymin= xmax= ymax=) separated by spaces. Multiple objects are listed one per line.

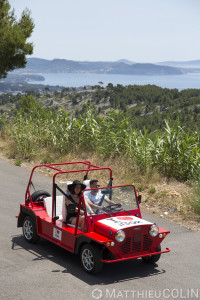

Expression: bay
xmin=30 ymin=72 xmax=200 ymax=90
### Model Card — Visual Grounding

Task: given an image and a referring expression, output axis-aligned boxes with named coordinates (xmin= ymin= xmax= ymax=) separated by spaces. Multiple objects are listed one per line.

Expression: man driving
xmin=84 ymin=179 xmax=120 ymax=214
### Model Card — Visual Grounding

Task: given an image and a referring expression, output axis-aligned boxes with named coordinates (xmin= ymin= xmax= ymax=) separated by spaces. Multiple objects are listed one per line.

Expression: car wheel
xmin=22 ymin=216 xmax=39 ymax=243
xmin=142 ymin=244 xmax=161 ymax=263
xmin=80 ymin=244 xmax=103 ymax=274
xmin=30 ymin=190 xmax=50 ymax=202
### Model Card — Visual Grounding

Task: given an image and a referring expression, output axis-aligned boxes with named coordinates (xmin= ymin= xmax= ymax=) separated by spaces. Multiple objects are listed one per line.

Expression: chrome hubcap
xmin=23 ymin=220 xmax=33 ymax=240
xmin=82 ymin=249 xmax=94 ymax=271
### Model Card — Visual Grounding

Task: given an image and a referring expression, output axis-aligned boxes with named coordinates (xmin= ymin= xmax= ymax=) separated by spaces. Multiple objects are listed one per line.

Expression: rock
xmin=151 ymin=197 xmax=157 ymax=202
xmin=177 ymin=205 xmax=181 ymax=212
xmin=164 ymin=211 xmax=168 ymax=215
xmin=169 ymin=191 xmax=181 ymax=197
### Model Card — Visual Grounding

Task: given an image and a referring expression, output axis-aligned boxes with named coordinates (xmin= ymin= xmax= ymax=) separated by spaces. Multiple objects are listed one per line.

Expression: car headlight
xmin=149 ymin=224 xmax=159 ymax=237
xmin=115 ymin=230 xmax=126 ymax=242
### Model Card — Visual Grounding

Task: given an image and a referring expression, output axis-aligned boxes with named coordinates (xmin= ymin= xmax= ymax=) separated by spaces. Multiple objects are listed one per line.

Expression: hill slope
xmin=12 ymin=57 xmax=186 ymax=75
xmin=157 ymin=59 xmax=200 ymax=68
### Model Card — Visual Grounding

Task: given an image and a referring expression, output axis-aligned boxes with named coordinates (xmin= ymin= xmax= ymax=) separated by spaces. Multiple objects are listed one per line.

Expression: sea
xmin=30 ymin=72 xmax=200 ymax=90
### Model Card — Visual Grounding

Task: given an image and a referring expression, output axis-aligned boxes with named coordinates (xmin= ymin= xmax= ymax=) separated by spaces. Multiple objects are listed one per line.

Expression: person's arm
xmin=85 ymin=198 xmax=105 ymax=212
xmin=83 ymin=195 xmax=96 ymax=214
xmin=84 ymin=199 xmax=94 ymax=214
xmin=104 ymin=196 xmax=121 ymax=206
xmin=79 ymin=208 xmax=85 ymax=215
xmin=104 ymin=196 xmax=116 ymax=205
xmin=65 ymin=197 xmax=70 ymax=205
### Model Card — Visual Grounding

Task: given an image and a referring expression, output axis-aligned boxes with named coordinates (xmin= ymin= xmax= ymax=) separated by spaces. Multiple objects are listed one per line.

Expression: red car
xmin=17 ymin=161 xmax=170 ymax=274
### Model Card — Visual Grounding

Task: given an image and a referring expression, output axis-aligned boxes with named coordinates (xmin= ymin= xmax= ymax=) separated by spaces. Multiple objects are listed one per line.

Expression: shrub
xmin=148 ymin=186 xmax=156 ymax=194
xmin=14 ymin=159 xmax=23 ymax=166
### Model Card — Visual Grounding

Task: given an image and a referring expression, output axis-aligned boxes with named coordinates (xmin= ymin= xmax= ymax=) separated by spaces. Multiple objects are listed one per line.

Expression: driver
xmin=84 ymin=179 xmax=120 ymax=214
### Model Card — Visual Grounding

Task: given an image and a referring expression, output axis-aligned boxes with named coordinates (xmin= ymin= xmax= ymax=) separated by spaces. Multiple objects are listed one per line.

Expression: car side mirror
xmin=138 ymin=195 xmax=142 ymax=204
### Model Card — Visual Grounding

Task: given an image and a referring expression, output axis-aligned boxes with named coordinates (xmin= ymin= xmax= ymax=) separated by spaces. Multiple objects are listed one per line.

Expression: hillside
xmin=1 ymin=84 xmax=200 ymax=133
xmin=11 ymin=57 xmax=189 ymax=75
xmin=157 ymin=59 xmax=200 ymax=68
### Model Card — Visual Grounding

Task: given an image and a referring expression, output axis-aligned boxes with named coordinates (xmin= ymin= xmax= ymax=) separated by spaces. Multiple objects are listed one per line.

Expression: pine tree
xmin=0 ymin=0 xmax=34 ymax=78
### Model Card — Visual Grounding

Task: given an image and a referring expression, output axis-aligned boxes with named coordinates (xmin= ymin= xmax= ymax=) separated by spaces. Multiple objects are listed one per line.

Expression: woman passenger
xmin=65 ymin=180 xmax=87 ymax=230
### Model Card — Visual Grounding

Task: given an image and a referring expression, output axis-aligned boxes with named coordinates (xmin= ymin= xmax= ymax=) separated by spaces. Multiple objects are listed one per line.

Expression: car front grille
xmin=120 ymin=233 xmax=152 ymax=253
xmin=120 ymin=237 xmax=131 ymax=253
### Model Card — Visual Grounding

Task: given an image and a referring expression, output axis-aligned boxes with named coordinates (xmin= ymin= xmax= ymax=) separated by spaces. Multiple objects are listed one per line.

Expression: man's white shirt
xmin=84 ymin=191 xmax=104 ymax=213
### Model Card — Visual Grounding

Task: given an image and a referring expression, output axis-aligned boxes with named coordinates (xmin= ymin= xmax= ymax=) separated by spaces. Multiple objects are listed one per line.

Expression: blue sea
xmin=30 ymin=72 xmax=200 ymax=90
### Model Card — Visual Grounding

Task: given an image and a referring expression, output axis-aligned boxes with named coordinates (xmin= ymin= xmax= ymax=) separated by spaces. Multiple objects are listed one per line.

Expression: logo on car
xmin=53 ymin=228 xmax=62 ymax=240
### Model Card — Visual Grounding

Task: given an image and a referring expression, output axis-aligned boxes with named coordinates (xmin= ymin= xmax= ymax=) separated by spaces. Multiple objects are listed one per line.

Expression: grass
xmin=190 ymin=182 xmax=200 ymax=215
xmin=8 ymin=102 xmax=200 ymax=182
xmin=14 ymin=158 xmax=23 ymax=166
xmin=148 ymin=186 xmax=156 ymax=194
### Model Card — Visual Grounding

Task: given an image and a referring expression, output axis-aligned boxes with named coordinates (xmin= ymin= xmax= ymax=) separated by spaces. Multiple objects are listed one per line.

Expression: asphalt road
xmin=0 ymin=159 xmax=199 ymax=300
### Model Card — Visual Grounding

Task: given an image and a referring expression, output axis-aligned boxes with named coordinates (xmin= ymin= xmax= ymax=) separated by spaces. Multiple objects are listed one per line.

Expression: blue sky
xmin=10 ymin=0 xmax=200 ymax=62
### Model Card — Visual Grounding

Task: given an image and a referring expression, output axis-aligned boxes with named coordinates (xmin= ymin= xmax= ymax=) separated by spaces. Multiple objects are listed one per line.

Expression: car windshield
xmin=83 ymin=185 xmax=138 ymax=215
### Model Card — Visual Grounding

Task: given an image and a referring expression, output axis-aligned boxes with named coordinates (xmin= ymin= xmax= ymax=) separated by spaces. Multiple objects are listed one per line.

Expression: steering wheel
xmin=105 ymin=204 xmax=122 ymax=212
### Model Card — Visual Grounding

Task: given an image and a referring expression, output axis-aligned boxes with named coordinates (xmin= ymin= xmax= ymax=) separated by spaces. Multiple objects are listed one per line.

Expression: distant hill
xmin=106 ymin=63 xmax=183 ymax=75
xmin=12 ymin=58 xmax=188 ymax=75
xmin=157 ymin=59 xmax=200 ymax=68
xmin=115 ymin=59 xmax=135 ymax=65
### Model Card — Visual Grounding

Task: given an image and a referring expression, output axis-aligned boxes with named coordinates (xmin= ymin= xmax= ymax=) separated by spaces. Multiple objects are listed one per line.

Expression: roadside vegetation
xmin=0 ymin=85 xmax=200 ymax=225
xmin=5 ymin=95 xmax=199 ymax=182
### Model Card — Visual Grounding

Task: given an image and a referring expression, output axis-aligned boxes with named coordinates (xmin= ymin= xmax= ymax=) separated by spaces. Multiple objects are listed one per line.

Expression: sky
xmin=9 ymin=0 xmax=200 ymax=63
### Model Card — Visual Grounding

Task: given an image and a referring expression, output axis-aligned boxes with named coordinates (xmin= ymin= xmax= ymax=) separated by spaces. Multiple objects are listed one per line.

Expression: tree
xmin=0 ymin=0 xmax=34 ymax=78
xmin=44 ymin=86 xmax=50 ymax=94
xmin=107 ymin=83 xmax=114 ymax=90
xmin=16 ymin=95 xmax=42 ymax=116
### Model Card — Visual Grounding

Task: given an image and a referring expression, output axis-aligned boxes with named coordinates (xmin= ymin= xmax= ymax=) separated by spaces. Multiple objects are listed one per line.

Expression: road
xmin=0 ymin=159 xmax=199 ymax=300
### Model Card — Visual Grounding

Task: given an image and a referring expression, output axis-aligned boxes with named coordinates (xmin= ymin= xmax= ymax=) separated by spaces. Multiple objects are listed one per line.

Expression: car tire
xmin=22 ymin=216 xmax=40 ymax=243
xmin=142 ymin=244 xmax=161 ymax=263
xmin=80 ymin=244 xmax=103 ymax=274
xmin=30 ymin=190 xmax=50 ymax=202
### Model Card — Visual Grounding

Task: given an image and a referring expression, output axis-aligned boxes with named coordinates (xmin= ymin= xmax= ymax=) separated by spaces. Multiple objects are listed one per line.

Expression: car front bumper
xmin=101 ymin=247 xmax=170 ymax=263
